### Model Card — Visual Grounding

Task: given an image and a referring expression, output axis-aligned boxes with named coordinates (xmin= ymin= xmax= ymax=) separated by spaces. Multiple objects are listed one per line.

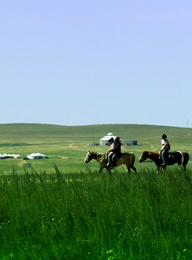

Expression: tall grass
xmin=0 ymin=167 xmax=192 ymax=260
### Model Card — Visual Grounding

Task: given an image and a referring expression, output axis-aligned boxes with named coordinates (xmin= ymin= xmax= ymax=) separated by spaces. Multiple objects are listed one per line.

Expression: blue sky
xmin=1 ymin=0 xmax=192 ymax=127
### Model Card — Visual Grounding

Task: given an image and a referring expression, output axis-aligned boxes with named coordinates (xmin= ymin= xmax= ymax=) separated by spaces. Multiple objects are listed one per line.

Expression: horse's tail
xmin=178 ymin=151 xmax=183 ymax=165
xmin=183 ymin=152 xmax=189 ymax=170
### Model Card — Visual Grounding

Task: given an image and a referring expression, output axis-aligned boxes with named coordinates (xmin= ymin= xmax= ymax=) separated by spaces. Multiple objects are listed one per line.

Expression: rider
xmin=160 ymin=134 xmax=170 ymax=168
xmin=114 ymin=136 xmax=122 ymax=156
xmin=111 ymin=136 xmax=122 ymax=167
xmin=106 ymin=137 xmax=115 ymax=168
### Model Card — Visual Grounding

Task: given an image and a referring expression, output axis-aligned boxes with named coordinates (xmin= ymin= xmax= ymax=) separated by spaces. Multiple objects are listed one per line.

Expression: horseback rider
xmin=106 ymin=136 xmax=122 ymax=169
xmin=106 ymin=137 xmax=115 ymax=168
xmin=160 ymin=134 xmax=170 ymax=168
xmin=114 ymin=136 xmax=122 ymax=156
xmin=111 ymin=136 xmax=122 ymax=167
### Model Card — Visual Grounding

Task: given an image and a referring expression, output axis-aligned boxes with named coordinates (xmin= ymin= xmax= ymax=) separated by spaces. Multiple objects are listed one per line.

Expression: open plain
xmin=0 ymin=124 xmax=192 ymax=259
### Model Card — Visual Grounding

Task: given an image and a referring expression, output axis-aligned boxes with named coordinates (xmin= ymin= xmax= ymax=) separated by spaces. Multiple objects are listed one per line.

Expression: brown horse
xmin=139 ymin=150 xmax=189 ymax=172
xmin=84 ymin=151 xmax=137 ymax=173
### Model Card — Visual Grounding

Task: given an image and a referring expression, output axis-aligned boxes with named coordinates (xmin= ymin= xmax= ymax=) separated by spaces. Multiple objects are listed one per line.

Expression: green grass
xmin=0 ymin=168 xmax=192 ymax=260
xmin=0 ymin=123 xmax=192 ymax=259
xmin=0 ymin=123 xmax=191 ymax=174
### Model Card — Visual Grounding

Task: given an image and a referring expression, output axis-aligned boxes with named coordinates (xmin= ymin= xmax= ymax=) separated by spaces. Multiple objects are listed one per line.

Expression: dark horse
xmin=139 ymin=150 xmax=189 ymax=172
xmin=85 ymin=151 xmax=137 ymax=173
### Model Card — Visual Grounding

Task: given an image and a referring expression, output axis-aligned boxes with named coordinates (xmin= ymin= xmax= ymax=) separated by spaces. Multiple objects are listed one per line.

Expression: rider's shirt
xmin=161 ymin=139 xmax=169 ymax=151
xmin=109 ymin=142 xmax=115 ymax=151
xmin=114 ymin=142 xmax=122 ymax=155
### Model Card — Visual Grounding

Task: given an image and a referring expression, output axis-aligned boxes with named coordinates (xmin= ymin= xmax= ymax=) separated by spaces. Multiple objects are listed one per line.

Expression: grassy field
xmin=0 ymin=123 xmax=191 ymax=174
xmin=0 ymin=123 xmax=192 ymax=259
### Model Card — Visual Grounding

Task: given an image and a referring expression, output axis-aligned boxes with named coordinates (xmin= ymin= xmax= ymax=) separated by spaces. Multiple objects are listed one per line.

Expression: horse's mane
xmin=148 ymin=151 xmax=159 ymax=155
xmin=145 ymin=151 xmax=161 ymax=160
xmin=97 ymin=152 xmax=105 ymax=159
xmin=91 ymin=151 xmax=105 ymax=160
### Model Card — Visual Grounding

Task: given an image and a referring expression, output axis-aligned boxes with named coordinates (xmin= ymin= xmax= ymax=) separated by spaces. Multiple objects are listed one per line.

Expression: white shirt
xmin=161 ymin=139 xmax=169 ymax=150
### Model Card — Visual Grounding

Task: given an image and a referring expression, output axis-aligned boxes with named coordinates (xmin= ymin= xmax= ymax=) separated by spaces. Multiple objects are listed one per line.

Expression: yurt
xmin=99 ymin=132 xmax=117 ymax=146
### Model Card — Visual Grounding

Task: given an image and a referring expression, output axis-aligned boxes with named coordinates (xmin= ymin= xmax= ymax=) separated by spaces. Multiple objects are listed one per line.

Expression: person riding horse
xmin=160 ymin=134 xmax=170 ymax=168
xmin=106 ymin=136 xmax=122 ymax=169
xmin=114 ymin=136 xmax=122 ymax=156
xmin=106 ymin=137 xmax=115 ymax=168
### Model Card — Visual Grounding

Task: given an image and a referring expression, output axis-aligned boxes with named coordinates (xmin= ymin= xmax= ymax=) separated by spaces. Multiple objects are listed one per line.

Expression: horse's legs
xmin=99 ymin=167 xmax=103 ymax=173
xmin=183 ymin=153 xmax=189 ymax=171
xmin=126 ymin=165 xmax=131 ymax=173
xmin=157 ymin=165 xmax=160 ymax=173
xmin=131 ymin=165 xmax=137 ymax=172
xmin=182 ymin=163 xmax=186 ymax=171
xmin=99 ymin=166 xmax=111 ymax=173
xmin=182 ymin=157 xmax=188 ymax=171
xmin=99 ymin=161 xmax=107 ymax=173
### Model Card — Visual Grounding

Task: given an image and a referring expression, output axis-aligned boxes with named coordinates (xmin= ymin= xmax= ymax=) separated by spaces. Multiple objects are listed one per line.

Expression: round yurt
xmin=99 ymin=132 xmax=117 ymax=146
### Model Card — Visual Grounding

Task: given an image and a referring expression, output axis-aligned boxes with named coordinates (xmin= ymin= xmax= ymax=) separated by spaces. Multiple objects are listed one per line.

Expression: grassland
xmin=0 ymin=123 xmax=191 ymax=174
xmin=0 ymin=123 xmax=192 ymax=259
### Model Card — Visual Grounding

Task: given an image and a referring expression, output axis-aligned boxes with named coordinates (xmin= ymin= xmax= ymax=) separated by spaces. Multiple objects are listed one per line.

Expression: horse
xmin=139 ymin=150 xmax=189 ymax=172
xmin=84 ymin=151 xmax=137 ymax=173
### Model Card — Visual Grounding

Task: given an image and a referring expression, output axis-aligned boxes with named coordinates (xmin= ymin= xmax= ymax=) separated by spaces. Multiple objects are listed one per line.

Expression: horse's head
xmin=139 ymin=151 xmax=149 ymax=163
xmin=84 ymin=151 xmax=93 ymax=163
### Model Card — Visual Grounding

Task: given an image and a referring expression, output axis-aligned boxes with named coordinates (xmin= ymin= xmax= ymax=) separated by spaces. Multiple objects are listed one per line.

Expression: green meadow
xmin=0 ymin=123 xmax=192 ymax=259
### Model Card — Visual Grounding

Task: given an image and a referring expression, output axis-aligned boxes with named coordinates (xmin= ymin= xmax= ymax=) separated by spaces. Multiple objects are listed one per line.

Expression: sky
xmin=1 ymin=0 xmax=192 ymax=127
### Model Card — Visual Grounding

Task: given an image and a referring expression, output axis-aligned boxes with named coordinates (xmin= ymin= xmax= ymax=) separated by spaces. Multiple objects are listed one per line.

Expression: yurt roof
xmin=100 ymin=133 xmax=117 ymax=141
xmin=107 ymin=132 xmax=114 ymax=136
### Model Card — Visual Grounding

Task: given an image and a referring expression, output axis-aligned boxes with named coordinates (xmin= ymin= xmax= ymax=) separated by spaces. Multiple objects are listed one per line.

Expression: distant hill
xmin=0 ymin=123 xmax=191 ymax=174
xmin=0 ymin=123 xmax=191 ymax=148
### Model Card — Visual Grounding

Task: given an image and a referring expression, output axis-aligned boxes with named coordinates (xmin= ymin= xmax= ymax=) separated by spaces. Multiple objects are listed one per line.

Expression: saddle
xmin=161 ymin=151 xmax=178 ymax=163
xmin=105 ymin=152 xmax=121 ymax=168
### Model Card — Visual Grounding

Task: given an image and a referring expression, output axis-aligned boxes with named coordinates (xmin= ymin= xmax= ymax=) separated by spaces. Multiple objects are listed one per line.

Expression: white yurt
xmin=25 ymin=153 xmax=48 ymax=160
xmin=99 ymin=132 xmax=117 ymax=146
